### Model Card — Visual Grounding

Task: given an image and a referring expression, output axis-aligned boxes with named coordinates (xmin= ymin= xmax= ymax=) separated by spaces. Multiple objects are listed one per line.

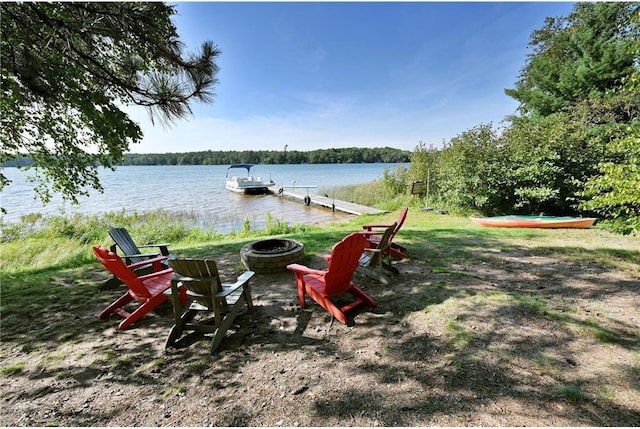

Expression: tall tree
xmin=505 ymin=2 xmax=638 ymax=117
xmin=580 ymin=11 xmax=640 ymax=234
xmin=501 ymin=1 xmax=639 ymax=227
xmin=1 ymin=2 xmax=220 ymax=209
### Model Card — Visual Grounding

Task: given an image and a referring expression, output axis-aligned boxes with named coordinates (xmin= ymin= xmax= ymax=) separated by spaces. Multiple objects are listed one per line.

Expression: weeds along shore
xmin=0 ymin=181 xmax=413 ymax=274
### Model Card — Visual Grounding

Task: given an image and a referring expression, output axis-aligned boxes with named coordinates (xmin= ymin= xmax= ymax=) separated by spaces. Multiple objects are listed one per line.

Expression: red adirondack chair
xmin=287 ymin=233 xmax=377 ymax=325
xmin=93 ymin=246 xmax=185 ymax=330
xmin=362 ymin=207 xmax=409 ymax=259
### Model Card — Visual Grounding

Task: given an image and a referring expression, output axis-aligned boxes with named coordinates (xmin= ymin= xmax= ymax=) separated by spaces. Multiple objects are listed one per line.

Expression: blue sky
xmin=128 ymin=1 xmax=576 ymax=154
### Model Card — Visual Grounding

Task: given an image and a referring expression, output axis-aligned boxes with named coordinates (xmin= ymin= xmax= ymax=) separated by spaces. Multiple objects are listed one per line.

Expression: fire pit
xmin=240 ymin=239 xmax=304 ymax=274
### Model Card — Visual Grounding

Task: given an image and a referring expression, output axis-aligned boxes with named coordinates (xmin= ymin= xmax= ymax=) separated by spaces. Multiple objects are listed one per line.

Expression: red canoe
xmin=470 ymin=215 xmax=597 ymax=229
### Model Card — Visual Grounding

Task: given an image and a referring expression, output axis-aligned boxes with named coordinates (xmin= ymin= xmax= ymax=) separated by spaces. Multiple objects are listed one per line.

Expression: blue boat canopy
xmin=227 ymin=164 xmax=254 ymax=174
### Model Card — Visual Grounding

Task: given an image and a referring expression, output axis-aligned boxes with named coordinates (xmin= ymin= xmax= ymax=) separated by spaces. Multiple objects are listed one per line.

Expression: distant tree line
xmin=2 ymin=156 xmax=32 ymax=168
xmin=2 ymin=146 xmax=410 ymax=169
xmin=120 ymin=146 xmax=411 ymax=166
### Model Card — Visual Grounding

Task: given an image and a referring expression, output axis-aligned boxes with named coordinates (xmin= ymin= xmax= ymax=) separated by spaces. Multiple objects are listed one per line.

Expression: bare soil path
xmin=1 ymin=227 xmax=639 ymax=426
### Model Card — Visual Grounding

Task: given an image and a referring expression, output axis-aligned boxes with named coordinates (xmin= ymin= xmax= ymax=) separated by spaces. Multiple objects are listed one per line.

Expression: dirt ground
xmin=1 ymin=229 xmax=639 ymax=426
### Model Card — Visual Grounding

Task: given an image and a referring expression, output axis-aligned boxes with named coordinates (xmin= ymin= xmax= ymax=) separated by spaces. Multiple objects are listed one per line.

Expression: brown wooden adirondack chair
xmin=166 ymin=258 xmax=255 ymax=353
xmin=358 ymin=222 xmax=399 ymax=285
xmin=362 ymin=207 xmax=409 ymax=259
xmin=93 ymin=246 xmax=185 ymax=330
xmin=287 ymin=233 xmax=377 ymax=325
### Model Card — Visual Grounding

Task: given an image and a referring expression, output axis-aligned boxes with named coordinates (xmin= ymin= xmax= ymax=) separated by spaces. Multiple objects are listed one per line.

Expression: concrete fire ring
xmin=240 ymin=239 xmax=305 ymax=274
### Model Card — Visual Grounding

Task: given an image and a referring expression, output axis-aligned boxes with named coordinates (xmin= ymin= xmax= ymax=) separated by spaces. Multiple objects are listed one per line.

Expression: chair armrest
xmin=127 ymin=255 xmax=168 ymax=271
xmin=137 ymin=243 xmax=170 ymax=256
xmin=362 ymin=223 xmax=392 ymax=231
xmin=137 ymin=267 xmax=174 ymax=281
xmin=286 ymin=264 xmax=326 ymax=276
xmin=219 ymin=271 xmax=255 ymax=297
xmin=235 ymin=271 xmax=255 ymax=284
xmin=124 ymin=252 xmax=161 ymax=260
xmin=360 ymin=231 xmax=385 ymax=237
xmin=173 ymin=272 xmax=255 ymax=298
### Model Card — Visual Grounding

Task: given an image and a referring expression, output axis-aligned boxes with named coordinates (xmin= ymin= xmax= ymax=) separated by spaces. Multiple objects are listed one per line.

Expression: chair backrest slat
xmin=323 ymin=233 xmax=368 ymax=295
xmin=367 ymin=222 xmax=396 ymax=268
xmin=392 ymin=207 xmax=409 ymax=237
xmin=169 ymin=258 xmax=222 ymax=299
xmin=108 ymin=228 xmax=144 ymax=263
xmin=92 ymin=246 xmax=151 ymax=298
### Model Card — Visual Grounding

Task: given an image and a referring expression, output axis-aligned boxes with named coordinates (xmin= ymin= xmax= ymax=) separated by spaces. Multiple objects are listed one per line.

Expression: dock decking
xmin=269 ymin=186 xmax=384 ymax=216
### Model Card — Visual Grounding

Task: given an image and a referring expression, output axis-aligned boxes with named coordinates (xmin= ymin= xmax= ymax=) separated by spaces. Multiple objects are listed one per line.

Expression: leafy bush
xmin=380 ymin=164 xmax=410 ymax=196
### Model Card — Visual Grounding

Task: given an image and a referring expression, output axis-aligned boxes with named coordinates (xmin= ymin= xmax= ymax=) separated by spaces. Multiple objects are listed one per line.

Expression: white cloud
xmin=122 ymin=82 xmax=517 ymax=155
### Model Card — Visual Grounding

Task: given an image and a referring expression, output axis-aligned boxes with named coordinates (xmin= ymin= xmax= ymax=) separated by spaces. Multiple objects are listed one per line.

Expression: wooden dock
xmin=268 ymin=186 xmax=384 ymax=216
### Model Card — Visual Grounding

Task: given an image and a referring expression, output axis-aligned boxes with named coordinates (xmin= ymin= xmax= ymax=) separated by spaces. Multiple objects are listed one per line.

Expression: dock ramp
xmin=269 ymin=186 xmax=384 ymax=216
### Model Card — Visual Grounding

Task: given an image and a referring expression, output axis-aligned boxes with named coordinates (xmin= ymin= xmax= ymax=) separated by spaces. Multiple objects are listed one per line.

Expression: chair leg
xmin=349 ymin=284 xmax=377 ymax=309
xmin=243 ymin=283 xmax=254 ymax=308
xmin=165 ymin=308 xmax=198 ymax=345
xmin=210 ymin=295 xmax=247 ymax=353
xmin=167 ymin=282 xmax=188 ymax=348
xmin=304 ymin=287 xmax=349 ymax=324
xmin=99 ymin=291 xmax=133 ymax=319
xmin=165 ymin=325 xmax=182 ymax=349
xmin=117 ymin=294 xmax=167 ymax=330
xmin=295 ymin=275 xmax=307 ymax=308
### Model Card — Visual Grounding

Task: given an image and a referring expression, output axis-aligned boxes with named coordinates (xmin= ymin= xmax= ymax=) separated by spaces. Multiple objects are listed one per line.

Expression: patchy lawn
xmin=1 ymin=224 xmax=639 ymax=426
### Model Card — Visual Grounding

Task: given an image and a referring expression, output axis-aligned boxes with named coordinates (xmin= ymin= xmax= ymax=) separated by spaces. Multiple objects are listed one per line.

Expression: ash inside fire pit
xmin=250 ymin=239 xmax=297 ymax=254
xmin=241 ymin=239 xmax=304 ymax=274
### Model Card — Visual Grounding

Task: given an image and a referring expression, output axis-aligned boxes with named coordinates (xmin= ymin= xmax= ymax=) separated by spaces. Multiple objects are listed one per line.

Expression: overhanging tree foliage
xmin=1 ymin=2 xmax=220 ymax=210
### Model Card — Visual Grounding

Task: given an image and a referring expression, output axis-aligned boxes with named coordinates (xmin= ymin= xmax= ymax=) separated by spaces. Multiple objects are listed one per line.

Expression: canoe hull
xmin=470 ymin=216 xmax=596 ymax=229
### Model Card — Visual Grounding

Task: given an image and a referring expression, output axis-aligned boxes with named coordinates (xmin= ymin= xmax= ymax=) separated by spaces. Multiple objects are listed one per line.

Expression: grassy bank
xmin=2 ymin=206 xmax=638 ymax=336
xmin=1 ymin=204 xmax=639 ymax=425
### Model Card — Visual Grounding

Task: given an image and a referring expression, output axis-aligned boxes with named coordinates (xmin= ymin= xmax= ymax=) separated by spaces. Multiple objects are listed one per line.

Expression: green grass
xmin=575 ymin=319 xmax=623 ymax=344
xmin=2 ymin=202 xmax=639 ymax=352
xmin=532 ymin=352 xmax=559 ymax=373
xmin=92 ymin=351 xmax=116 ymax=365
xmin=443 ymin=320 xmax=474 ymax=349
xmin=1 ymin=198 xmax=640 ymax=426
xmin=133 ymin=359 xmax=166 ymax=376
xmin=186 ymin=357 xmax=211 ymax=375
xmin=162 ymin=384 xmax=186 ymax=397
xmin=0 ymin=209 xmax=301 ymax=273
xmin=0 ymin=362 xmax=25 ymax=376
xmin=556 ymin=383 xmax=589 ymax=402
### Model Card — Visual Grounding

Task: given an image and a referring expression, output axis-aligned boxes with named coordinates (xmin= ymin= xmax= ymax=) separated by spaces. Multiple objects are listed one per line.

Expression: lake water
xmin=1 ymin=163 xmax=405 ymax=232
